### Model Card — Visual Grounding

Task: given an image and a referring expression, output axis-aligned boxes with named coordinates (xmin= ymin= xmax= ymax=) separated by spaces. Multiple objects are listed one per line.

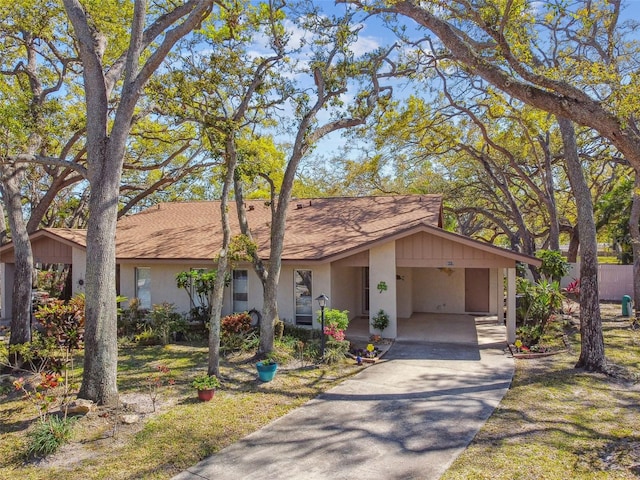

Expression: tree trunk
xmin=78 ymin=148 xmax=121 ymax=405
xmin=558 ymin=117 xmax=606 ymax=372
xmin=629 ymin=174 xmax=640 ymax=318
xmin=207 ymin=137 xmax=237 ymax=377
xmin=1 ymin=167 xmax=34 ymax=360
xmin=260 ymin=272 xmax=279 ymax=354
xmin=0 ymin=192 xmax=7 ymax=245
xmin=233 ymin=172 xmax=272 ymax=354
xmin=207 ymin=235 xmax=226 ymax=378
xmin=540 ymin=134 xmax=560 ymax=251
xmin=65 ymin=0 xmax=214 ymax=405
xmin=566 ymin=227 xmax=580 ymax=263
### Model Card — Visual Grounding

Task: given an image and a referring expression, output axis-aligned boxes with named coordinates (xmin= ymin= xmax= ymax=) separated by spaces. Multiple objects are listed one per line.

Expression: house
xmin=0 ymin=195 xmax=541 ymax=342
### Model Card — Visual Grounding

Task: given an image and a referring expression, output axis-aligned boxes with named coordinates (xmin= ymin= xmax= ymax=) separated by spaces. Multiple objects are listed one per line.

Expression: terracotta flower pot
xmin=197 ymin=388 xmax=215 ymax=402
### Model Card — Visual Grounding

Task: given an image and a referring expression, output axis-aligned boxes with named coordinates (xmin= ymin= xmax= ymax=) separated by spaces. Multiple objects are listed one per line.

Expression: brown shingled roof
xmin=41 ymin=228 xmax=88 ymax=248
xmin=115 ymin=195 xmax=444 ymax=262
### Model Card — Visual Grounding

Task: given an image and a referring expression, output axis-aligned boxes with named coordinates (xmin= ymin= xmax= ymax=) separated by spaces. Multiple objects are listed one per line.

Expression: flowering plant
xmin=192 ymin=373 xmax=221 ymax=391
xmin=146 ymin=365 xmax=175 ymax=412
xmin=323 ymin=325 xmax=345 ymax=342
xmin=513 ymin=339 xmax=549 ymax=354
xmin=14 ymin=373 xmax=63 ymax=421
xmin=563 ymin=279 xmax=580 ymax=296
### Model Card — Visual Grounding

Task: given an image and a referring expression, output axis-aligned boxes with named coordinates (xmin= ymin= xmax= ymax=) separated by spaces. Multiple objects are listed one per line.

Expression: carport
xmin=346 ymin=312 xmax=504 ymax=346
xmin=331 ymin=225 xmax=541 ymax=345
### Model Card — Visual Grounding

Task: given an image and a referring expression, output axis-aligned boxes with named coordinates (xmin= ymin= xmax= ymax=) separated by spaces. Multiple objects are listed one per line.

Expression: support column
xmin=506 ymin=267 xmax=516 ymax=343
xmin=369 ymin=242 xmax=397 ymax=338
xmin=496 ymin=268 xmax=505 ymax=325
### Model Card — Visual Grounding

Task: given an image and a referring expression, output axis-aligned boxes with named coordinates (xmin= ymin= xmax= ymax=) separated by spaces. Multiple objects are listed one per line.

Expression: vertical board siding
xmin=395 ymin=232 xmax=512 ymax=268
xmin=564 ymin=263 xmax=633 ymax=301
xmin=598 ymin=264 xmax=633 ymax=301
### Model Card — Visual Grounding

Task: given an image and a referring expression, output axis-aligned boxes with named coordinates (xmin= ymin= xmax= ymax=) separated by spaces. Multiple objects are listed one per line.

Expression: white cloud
xmin=351 ymin=33 xmax=380 ymax=56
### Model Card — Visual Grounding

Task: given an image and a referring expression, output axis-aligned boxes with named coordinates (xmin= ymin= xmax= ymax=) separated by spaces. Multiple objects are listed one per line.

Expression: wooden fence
xmin=563 ymin=263 xmax=633 ymax=301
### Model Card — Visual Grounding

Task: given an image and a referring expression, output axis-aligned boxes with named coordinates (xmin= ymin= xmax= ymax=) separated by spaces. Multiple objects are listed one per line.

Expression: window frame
xmin=232 ymin=269 xmax=249 ymax=313
xmin=294 ymin=269 xmax=313 ymax=326
xmin=135 ymin=267 xmax=151 ymax=309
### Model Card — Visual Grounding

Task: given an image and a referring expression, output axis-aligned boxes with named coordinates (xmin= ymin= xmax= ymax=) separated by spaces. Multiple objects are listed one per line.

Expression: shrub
xmin=536 ymin=249 xmax=570 ymax=282
xmin=371 ymin=309 xmax=389 ymax=332
xmin=221 ymin=330 xmax=259 ymax=355
xmin=134 ymin=329 xmax=162 ymax=346
xmin=187 ymin=305 xmax=209 ymax=327
xmin=220 ymin=312 xmax=257 ymax=354
xmin=4 ymin=333 xmax=59 ymax=373
xmin=323 ymin=339 xmax=350 ymax=364
xmin=34 ymin=295 xmax=85 ymax=350
xmin=176 ymin=269 xmax=229 ymax=328
xmin=36 ymin=268 xmax=69 ymax=299
xmin=221 ymin=312 xmax=253 ymax=335
xmin=146 ymin=303 xmax=185 ymax=345
xmin=26 ymin=416 xmax=75 ymax=458
xmin=324 ymin=325 xmax=345 ymax=341
xmin=516 ymin=279 xmax=564 ymax=345
xmin=517 ymin=324 xmax=545 ymax=347
xmin=118 ymin=298 xmax=149 ymax=337
xmin=283 ymin=323 xmax=322 ymax=342
xmin=321 ymin=309 xmax=350 ymax=330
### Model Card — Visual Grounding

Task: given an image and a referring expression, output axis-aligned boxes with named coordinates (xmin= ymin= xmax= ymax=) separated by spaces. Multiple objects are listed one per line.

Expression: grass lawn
xmin=442 ymin=304 xmax=640 ymax=480
xmin=0 ymin=340 xmax=361 ymax=480
xmin=2 ymin=304 xmax=639 ymax=479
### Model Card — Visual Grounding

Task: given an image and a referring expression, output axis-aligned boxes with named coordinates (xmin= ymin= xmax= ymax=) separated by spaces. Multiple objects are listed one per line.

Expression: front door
xmin=465 ymin=268 xmax=489 ymax=312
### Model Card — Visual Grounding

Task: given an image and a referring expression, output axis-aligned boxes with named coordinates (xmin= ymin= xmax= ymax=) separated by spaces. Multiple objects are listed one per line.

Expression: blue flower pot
xmin=256 ymin=361 xmax=278 ymax=382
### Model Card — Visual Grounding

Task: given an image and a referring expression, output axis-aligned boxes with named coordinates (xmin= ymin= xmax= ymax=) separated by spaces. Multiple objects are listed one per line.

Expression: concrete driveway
xmin=172 ymin=317 xmax=513 ymax=480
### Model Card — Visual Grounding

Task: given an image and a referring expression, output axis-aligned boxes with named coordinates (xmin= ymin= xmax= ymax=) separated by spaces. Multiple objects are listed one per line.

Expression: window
xmin=232 ymin=270 xmax=248 ymax=312
xmin=362 ymin=267 xmax=370 ymax=314
xmin=294 ymin=270 xmax=312 ymax=325
xmin=190 ymin=268 xmax=206 ymax=308
xmin=135 ymin=267 xmax=151 ymax=309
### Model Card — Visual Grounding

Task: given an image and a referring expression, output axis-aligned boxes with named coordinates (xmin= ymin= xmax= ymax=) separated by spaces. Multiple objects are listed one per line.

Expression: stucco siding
xmin=331 ymin=265 xmax=359 ymax=322
xmin=72 ymin=248 xmax=86 ymax=297
xmin=279 ymin=264 xmax=331 ymax=328
xmin=412 ymin=268 xmax=465 ymax=313
xmin=278 ymin=267 xmax=294 ymax=324
xmin=241 ymin=267 xmax=263 ymax=316
xmin=118 ymin=263 xmax=237 ymax=315
xmin=370 ymin=242 xmax=397 ymax=337
xmin=396 ymin=267 xmax=413 ymax=318
xmin=153 ymin=265 xmax=191 ymax=311
xmin=332 ymin=251 xmax=368 ymax=267
xmin=311 ymin=263 xmax=330 ymax=329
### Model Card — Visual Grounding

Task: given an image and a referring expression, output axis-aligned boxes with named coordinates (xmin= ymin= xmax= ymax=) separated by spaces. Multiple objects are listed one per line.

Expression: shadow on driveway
xmin=173 ymin=321 xmax=514 ymax=480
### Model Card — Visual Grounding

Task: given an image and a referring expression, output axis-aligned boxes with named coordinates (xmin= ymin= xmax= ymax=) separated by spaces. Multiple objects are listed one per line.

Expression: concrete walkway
xmin=172 ymin=318 xmax=513 ymax=480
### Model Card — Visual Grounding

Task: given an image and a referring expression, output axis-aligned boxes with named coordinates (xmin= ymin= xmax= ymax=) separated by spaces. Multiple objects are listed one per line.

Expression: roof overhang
xmin=281 ymin=223 xmax=542 ymax=267
xmin=0 ymin=228 xmax=88 ymax=263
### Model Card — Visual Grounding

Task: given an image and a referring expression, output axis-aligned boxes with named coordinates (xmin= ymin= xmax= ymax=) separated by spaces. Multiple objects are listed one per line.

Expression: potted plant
xmin=256 ymin=357 xmax=278 ymax=382
xmin=192 ymin=373 xmax=221 ymax=401
xmin=371 ymin=309 xmax=389 ymax=334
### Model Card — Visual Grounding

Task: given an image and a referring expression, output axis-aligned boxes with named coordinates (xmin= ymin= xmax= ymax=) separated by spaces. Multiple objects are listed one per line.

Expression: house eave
xmin=280 ymin=223 xmax=542 ymax=267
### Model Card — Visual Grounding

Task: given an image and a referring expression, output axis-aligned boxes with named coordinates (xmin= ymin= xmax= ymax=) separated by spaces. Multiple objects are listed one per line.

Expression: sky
xmin=298 ymin=0 xmax=640 ymax=172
